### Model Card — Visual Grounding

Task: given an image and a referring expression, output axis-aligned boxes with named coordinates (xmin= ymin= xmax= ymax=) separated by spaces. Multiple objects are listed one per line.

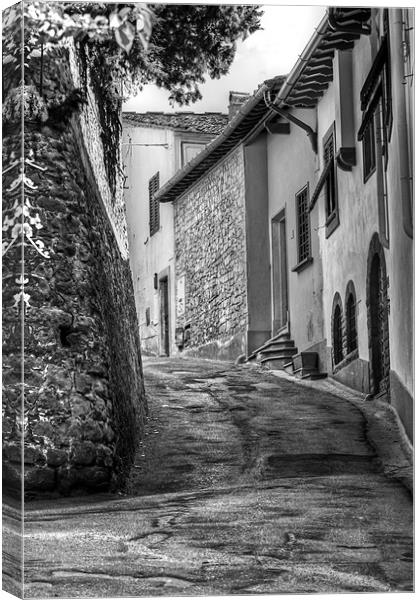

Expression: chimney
xmin=228 ymin=91 xmax=250 ymax=121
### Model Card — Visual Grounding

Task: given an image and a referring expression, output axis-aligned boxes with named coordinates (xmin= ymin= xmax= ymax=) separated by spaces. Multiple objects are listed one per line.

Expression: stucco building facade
xmin=155 ymin=7 xmax=413 ymax=440
xmin=122 ymin=112 xmax=227 ymax=357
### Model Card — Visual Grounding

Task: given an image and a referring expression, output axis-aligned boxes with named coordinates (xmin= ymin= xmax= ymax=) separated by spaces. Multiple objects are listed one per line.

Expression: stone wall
xmin=2 ymin=45 xmax=146 ymax=497
xmin=174 ymin=146 xmax=248 ymax=360
xmin=67 ymin=41 xmax=128 ymax=257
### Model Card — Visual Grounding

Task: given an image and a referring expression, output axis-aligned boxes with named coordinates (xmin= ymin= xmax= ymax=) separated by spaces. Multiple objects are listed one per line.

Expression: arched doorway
xmin=367 ymin=234 xmax=390 ymax=398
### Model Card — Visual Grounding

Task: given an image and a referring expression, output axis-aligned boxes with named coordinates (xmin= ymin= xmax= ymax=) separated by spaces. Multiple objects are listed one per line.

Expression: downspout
xmin=391 ymin=9 xmax=413 ymax=238
xmin=263 ymin=93 xmax=318 ymax=154
xmin=265 ymin=12 xmax=331 ymax=154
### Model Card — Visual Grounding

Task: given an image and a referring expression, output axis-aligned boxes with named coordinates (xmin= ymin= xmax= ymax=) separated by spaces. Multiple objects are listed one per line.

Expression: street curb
xmin=261 ymin=365 xmax=413 ymax=495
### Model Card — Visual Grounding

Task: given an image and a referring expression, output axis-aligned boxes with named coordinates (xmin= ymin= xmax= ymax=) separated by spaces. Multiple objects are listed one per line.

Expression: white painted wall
xmin=316 ymin=69 xmax=381 ymax=368
xmin=123 ymin=125 xmax=176 ymax=355
xmin=315 ymin=9 xmax=413 ymax=433
xmin=266 ymin=109 xmax=324 ymax=358
xmin=122 ymin=124 xmax=212 ymax=356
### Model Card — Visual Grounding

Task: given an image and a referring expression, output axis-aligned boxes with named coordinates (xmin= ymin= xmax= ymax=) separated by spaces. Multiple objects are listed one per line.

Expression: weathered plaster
xmin=266 ymin=108 xmax=324 ymax=362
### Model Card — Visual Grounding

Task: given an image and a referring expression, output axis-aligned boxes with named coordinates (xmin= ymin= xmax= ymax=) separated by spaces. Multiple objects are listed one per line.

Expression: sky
xmin=123 ymin=4 xmax=327 ymax=114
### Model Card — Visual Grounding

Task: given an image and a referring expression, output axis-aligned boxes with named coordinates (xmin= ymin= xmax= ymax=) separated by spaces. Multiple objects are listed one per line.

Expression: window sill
xmin=333 ymin=348 xmax=359 ymax=374
xmin=291 ymin=256 xmax=313 ymax=273
xmin=325 ymin=210 xmax=339 ymax=238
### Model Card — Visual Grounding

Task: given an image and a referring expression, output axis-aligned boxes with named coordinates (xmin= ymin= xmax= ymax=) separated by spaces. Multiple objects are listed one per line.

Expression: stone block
xmin=72 ymin=441 xmax=96 ymax=466
xmin=46 ymin=448 xmax=68 ymax=467
xmin=96 ymin=445 xmax=114 ymax=467
xmin=45 ymin=365 xmax=73 ymax=392
xmin=70 ymin=393 xmax=91 ymax=418
xmin=78 ymin=466 xmax=111 ymax=489
xmin=2 ymin=461 xmax=21 ymax=494
xmin=24 ymin=445 xmax=47 ymax=465
xmin=92 ymin=378 xmax=110 ymax=399
xmin=24 ymin=466 xmax=55 ymax=492
xmin=81 ymin=419 xmax=103 ymax=442
xmin=75 ymin=372 xmax=92 ymax=394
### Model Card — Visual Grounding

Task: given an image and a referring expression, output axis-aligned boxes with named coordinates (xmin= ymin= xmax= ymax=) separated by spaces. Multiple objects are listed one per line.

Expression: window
xmin=358 ymin=23 xmax=393 ymax=243
xmin=346 ymin=293 xmax=358 ymax=353
xmin=181 ymin=142 xmax=207 ymax=167
xmin=308 ymin=123 xmax=339 ymax=236
xmin=332 ymin=293 xmax=344 ymax=366
xmin=362 ymin=113 xmax=376 ymax=181
xmin=324 ymin=132 xmax=336 ymax=219
xmin=149 ymin=171 xmax=160 ymax=236
xmin=359 ymin=14 xmax=393 ymax=144
xmin=295 ymin=185 xmax=311 ymax=264
xmin=333 ymin=304 xmax=343 ymax=365
xmin=323 ymin=125 xmax=339 ymax=237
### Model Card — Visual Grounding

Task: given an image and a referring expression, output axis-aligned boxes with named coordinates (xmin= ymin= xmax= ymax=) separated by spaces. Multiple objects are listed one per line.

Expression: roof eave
xmin=156 ymin=78 xmax=281 ymax=204
xmin=274 ymin=8 xmax=371 ymax=109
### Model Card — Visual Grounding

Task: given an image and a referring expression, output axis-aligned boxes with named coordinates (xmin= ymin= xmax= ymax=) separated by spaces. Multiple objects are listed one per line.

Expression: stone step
xmin=258 ymin=346 xmax=298 ymax=360
xmin=246 ymin=354 xmax=257 ymax=364
xmin=265 ymin=340 xmax=297 ymax=350
xmin=260 ymin=354 xmax=296 ymax=369
xmin=251 ymin=332 xmax=292 ymax=357
xmin=283 ymin=361 xmax=294 ymax=375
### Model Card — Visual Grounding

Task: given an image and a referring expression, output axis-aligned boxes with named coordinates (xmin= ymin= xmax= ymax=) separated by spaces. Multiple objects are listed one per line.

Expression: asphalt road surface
xmin=9 ymin=357 xmax=413 ymax=597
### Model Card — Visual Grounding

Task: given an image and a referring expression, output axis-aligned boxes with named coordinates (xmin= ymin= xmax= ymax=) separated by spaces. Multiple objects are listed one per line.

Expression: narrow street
xmin=18 ymin=358 xmax=412 ymax=597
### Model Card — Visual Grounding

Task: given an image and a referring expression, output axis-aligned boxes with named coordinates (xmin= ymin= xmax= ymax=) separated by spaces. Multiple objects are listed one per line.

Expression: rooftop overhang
xmin=274 ymin=7 xmax=371 ymax=109
xmin=155 ymin=76 xmax=284 ymax=203
xmin=155 ymin=7 xmax=372 ymax=204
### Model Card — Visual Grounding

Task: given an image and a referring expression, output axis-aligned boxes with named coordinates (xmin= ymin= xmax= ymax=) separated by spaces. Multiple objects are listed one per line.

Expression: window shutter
xmin=296 ymin=186 xmax=310 ymax=263
xmin=149 ymin=172 xmax=160 ymax=236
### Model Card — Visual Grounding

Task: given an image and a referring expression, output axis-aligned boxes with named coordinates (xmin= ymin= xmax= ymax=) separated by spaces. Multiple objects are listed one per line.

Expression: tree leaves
xmin=142 ymin=4 xmax=262 ymax=105
xmin=3 ymin=2 xmax=262 ymax=108
xmin=15 ymin=2 xmax=153 ymax=54
xmin=114 ymin=21 xmax=135 ymax=54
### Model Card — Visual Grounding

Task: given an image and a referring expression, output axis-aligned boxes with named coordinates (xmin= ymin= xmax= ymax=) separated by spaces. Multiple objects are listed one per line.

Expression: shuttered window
xmin=362 ymin=113 xmax=376 ymax=181
xmin=149 ymin=172 xmax=160 ymax=236
xmin=324 ymin=134 xmax=336 ymax=218
xmin=296 ymin=185 xmax=311 ymax=264
xmin=346 ymin=293 xmax=358 ymax=353
xmin=333 ymin=303 xmax=343 ymax=365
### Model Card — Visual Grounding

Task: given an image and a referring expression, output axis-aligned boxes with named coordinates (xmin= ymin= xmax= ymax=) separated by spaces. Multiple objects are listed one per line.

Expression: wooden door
xmin=369 ymin=254 xmax=390 ymax=397
xmin=159 ymin=277 xmax=169 ymax=356
xmin=271 ymin=210 xmax=289 ymax=334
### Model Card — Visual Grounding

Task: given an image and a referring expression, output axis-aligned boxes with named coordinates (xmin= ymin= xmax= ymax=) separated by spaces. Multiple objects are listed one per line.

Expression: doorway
xmin=159 ymin=276 xmax=170 ymax=356
xmin=367 ymin=235 xmax=390 ymax=398
xmin=271 ymin=209 xmax=289 ymax=335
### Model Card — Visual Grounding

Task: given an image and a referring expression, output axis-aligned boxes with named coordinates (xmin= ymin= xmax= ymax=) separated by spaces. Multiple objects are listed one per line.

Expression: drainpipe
xmin=265 ymin=12 xmax=331 ymax=155
xmin=263 ymin=93 xmax=318 ymax=154
xmin=390 ymin=9 xmax=413 ymax=238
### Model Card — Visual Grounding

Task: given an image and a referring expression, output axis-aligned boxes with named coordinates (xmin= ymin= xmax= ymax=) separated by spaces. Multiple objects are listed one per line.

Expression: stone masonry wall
xmin=174 ymin=146 xmax=248 ymax=360
xmin=2 ymin=46 xmax=146 ymax=497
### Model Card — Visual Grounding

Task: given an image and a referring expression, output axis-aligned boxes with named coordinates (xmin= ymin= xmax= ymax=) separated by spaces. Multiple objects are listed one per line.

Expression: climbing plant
xmin=3 ymin=2 xmax=262 ymax=192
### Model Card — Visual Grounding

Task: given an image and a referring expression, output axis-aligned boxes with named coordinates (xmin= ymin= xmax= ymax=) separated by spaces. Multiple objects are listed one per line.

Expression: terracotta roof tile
xmin=122 ymin=111 xmax=228 ymax=135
